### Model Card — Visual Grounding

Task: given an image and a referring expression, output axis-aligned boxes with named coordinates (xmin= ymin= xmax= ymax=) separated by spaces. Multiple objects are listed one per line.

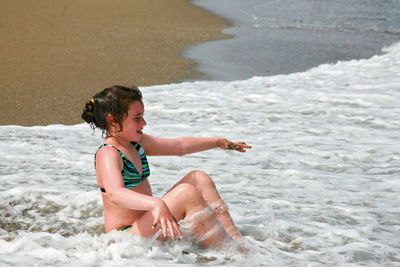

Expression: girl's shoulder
xmin=137 ymin=134 xmax=152 ymax=151
xmin=96 ymin=143 xmax=123 ymax=161
xmin=94 ymin=143 xmax=124 ymax=171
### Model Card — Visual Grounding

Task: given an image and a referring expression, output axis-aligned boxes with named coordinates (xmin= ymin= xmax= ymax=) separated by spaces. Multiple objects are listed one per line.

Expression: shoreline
xmin=185 ymin=0 xmax=400 ymax=82
xmin=0 ymin=0 xmax=230 ymax=126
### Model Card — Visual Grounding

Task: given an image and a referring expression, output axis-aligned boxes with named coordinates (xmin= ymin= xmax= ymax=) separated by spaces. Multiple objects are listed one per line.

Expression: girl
xmin=82 ymin=85 xmax=251 ymax=248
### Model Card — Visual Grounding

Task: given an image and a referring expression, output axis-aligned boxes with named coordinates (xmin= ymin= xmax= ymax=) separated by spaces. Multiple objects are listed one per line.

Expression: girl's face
xmin=115 ymin=101 xmax=146 ymax=142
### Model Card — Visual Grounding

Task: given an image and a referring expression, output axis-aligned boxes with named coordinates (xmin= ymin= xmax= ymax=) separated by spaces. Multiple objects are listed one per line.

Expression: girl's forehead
xmin=128 ymin=101 xmax=144 ymax=114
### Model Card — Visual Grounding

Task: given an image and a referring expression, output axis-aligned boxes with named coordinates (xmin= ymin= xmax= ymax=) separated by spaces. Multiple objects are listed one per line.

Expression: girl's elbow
xmin=107 ymin=190 xmax=122 ymax=205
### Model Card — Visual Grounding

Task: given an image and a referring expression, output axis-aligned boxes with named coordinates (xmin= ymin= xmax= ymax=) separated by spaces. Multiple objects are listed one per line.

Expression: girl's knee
xmin=187 ymin=170 xmax=215 ymax=188
xmin=187 ymin=169 xmax=207 ymax=177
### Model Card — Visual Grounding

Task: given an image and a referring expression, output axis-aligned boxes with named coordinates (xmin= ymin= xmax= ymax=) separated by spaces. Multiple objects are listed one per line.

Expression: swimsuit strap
xmin=95 ymin=142 xmax=150 ymax=192
xmin=94 ymin=142 xmax=140 ymax=167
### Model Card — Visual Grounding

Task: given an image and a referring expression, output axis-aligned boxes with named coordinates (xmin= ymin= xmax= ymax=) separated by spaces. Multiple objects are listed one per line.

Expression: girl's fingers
xmin=234 ymin=142 xmax=252 ymax=152
xmin=152 ymin=214 xmax=158 ymax=229
xmin=159 ymin=216 xmax=183 ymax=241
xmin=174 ymin=222 xmax=184 ymax=239
xmin=240 ymin=142 xmax=252 ymax=148
xmin=160 ymin=219 xmax=167 ymax=238
xmin=166 ymin=220 xmax=176 ymax=240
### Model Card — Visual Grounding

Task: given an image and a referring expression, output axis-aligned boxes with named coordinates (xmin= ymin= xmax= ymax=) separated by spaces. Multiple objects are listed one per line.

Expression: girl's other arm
xmin=139 ymin=134 xmax=251 ymax=156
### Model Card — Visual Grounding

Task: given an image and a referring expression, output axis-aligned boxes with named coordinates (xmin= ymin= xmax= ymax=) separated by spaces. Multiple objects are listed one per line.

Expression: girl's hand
xmin=217 ymin=138 xmax=252 ymax=152
xmin=151 ymin=199 xmax=183 ymax=241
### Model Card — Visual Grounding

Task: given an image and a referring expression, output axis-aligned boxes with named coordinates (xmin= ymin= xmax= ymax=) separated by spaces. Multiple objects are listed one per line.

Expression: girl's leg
xmin=128 ymin=183 xmax=231 ymax=248
xmin=172 ymin=170 xmax=243 ymax=241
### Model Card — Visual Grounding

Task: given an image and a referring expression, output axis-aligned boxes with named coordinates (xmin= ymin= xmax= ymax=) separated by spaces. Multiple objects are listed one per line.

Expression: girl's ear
xmin=106 ymin=114 xmax=115 ymax=127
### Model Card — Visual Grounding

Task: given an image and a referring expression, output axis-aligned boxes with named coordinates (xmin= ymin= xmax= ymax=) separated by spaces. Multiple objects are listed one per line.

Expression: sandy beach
xmin=0 ymin=0 xmax=229 ymax=126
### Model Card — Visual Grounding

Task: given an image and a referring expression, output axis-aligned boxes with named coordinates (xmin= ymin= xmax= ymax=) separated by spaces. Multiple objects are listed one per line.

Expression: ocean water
xmin=186 ymin=0 xmax=400 ymax=81
xmin=1 ymin=41 xmax=399 ymax=266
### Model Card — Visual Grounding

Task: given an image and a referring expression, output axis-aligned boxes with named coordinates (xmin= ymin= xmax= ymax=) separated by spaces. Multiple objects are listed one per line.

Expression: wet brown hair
xmin=81 ymin=85 xmax=143 ymax=136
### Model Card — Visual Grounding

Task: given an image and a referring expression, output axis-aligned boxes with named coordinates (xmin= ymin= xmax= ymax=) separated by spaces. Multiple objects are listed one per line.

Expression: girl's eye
xmin=134 ymin=117 xmax=141 ymax=121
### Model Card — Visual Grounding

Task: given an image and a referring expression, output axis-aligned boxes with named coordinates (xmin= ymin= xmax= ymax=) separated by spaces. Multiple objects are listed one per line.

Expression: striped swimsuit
xmin=95 ymin=142 xmax=150 ymax=192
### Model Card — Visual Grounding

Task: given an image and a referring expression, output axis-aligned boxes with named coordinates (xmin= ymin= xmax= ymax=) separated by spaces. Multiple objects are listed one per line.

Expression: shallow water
xmin=1 ymin=42 xmax=400 ymax=266
xmin=186 ymin=0 xmax=400 ymax=80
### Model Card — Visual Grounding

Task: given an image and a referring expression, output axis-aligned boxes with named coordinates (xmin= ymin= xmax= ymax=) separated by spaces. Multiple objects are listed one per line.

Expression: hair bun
xmin=81 ymin=99 xmax=95 ymax=125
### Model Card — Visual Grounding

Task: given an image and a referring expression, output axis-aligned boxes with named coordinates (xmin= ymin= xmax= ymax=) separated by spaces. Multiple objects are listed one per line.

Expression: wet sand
xmin=0 ymin=0 xmax=229 ymax=125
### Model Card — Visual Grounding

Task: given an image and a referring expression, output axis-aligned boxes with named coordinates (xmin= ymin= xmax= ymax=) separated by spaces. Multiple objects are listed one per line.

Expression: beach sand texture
xmin=0 ymin=0 xmax=229 ymax=125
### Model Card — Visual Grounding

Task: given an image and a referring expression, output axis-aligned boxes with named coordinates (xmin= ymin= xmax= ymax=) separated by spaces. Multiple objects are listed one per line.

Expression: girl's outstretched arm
xmin=139 ymin=134 xmax=252 ymax=156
